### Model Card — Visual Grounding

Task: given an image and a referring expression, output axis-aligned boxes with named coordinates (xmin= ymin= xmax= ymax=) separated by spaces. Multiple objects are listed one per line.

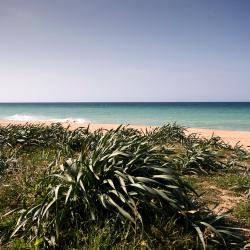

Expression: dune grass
xmin=0 ymin=123 xmax=249 ymax=249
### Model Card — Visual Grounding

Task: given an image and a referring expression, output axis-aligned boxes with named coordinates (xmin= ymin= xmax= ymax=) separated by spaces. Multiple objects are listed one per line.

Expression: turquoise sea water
xmin=0 ymin=103 xmax=250 ymax=131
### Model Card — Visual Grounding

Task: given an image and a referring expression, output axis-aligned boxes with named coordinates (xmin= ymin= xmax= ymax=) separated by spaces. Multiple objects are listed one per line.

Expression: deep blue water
xmin=0 ymin=102 xmax=250 ymax=131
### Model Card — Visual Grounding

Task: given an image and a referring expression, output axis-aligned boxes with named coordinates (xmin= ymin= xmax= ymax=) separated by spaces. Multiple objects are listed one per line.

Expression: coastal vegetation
xmin=0 ymin=123 xmax=249 ymax=249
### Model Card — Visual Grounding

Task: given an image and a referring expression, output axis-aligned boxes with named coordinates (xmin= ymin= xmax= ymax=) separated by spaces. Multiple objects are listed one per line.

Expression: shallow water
xmin=0 ymin=102 xmax=250 ymax=131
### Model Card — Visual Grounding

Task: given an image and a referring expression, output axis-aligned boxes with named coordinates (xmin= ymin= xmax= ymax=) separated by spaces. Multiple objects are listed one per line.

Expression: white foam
xmin=3 ymin=114 xmax=90 ymax=123
xmin=4 ymin=114 xmax=46 ymax=121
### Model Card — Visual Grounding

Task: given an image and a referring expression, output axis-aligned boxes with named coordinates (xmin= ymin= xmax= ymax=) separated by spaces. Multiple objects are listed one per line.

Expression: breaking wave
xmin=3 ymin=114 xmax=90 ymax=123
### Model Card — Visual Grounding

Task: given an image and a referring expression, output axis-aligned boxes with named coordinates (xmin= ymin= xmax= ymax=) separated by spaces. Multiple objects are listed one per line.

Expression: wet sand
xmin=0 ymin=120 xmax=250 ymax=149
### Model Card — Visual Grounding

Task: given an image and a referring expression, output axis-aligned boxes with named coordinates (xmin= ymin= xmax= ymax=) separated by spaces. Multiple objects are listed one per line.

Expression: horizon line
xmin=0 ymin=101 xmax=250 ymax=104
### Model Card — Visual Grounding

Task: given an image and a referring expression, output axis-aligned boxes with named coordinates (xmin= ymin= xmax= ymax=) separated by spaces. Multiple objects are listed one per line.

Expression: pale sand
xmin=0 ymin=120 xmax=250 ymax=149
xmin=187 ymin=128 xmax=250 ymax=149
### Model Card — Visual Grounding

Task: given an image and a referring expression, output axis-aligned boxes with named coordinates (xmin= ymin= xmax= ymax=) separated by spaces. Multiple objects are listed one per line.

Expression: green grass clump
xmin=8 ymin=129 xmax=197 ymax=248
xmin=0 ymin=156 xmax=5 ymax=174
xmin=0 ymin=123 xmax=249 ymax=249
xmin=214 ymin=174 xmax=250 ymax=194
xmin=143 ymin=123 xmax=186 ymax=145
xmin=233 ymin=199 xmax=250 ymax=225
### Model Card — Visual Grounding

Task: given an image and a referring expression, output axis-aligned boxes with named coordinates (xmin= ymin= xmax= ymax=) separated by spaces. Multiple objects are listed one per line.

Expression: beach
xmin=1 ymin=119 xmax=250 ymax=149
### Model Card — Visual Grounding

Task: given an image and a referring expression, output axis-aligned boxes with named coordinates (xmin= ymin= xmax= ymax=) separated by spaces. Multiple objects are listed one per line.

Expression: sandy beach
xmin=0 ymin=119 xmax=250 ymax=149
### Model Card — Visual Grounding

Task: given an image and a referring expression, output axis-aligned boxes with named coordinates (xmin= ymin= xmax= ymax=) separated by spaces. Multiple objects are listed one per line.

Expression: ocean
xmin=0 ymin=102 xmax=250 ymax=131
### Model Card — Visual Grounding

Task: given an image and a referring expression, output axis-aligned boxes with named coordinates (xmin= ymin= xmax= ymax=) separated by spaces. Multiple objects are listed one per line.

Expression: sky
xmin=0 ymin=0 xmax=249 ymax=102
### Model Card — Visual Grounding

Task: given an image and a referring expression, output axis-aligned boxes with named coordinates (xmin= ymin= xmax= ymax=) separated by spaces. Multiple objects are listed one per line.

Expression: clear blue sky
xmin=0 ymin=0 xmax=249 ymax=102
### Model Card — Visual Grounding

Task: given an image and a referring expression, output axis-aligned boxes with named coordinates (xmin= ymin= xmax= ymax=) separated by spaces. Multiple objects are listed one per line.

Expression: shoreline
xmin=0 ymin=119 xmax=250 ymax=149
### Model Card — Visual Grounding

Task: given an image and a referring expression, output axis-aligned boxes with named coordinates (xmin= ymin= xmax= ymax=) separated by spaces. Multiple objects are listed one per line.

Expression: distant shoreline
xmin=1 ymin=119 xmax=250 ymax=149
